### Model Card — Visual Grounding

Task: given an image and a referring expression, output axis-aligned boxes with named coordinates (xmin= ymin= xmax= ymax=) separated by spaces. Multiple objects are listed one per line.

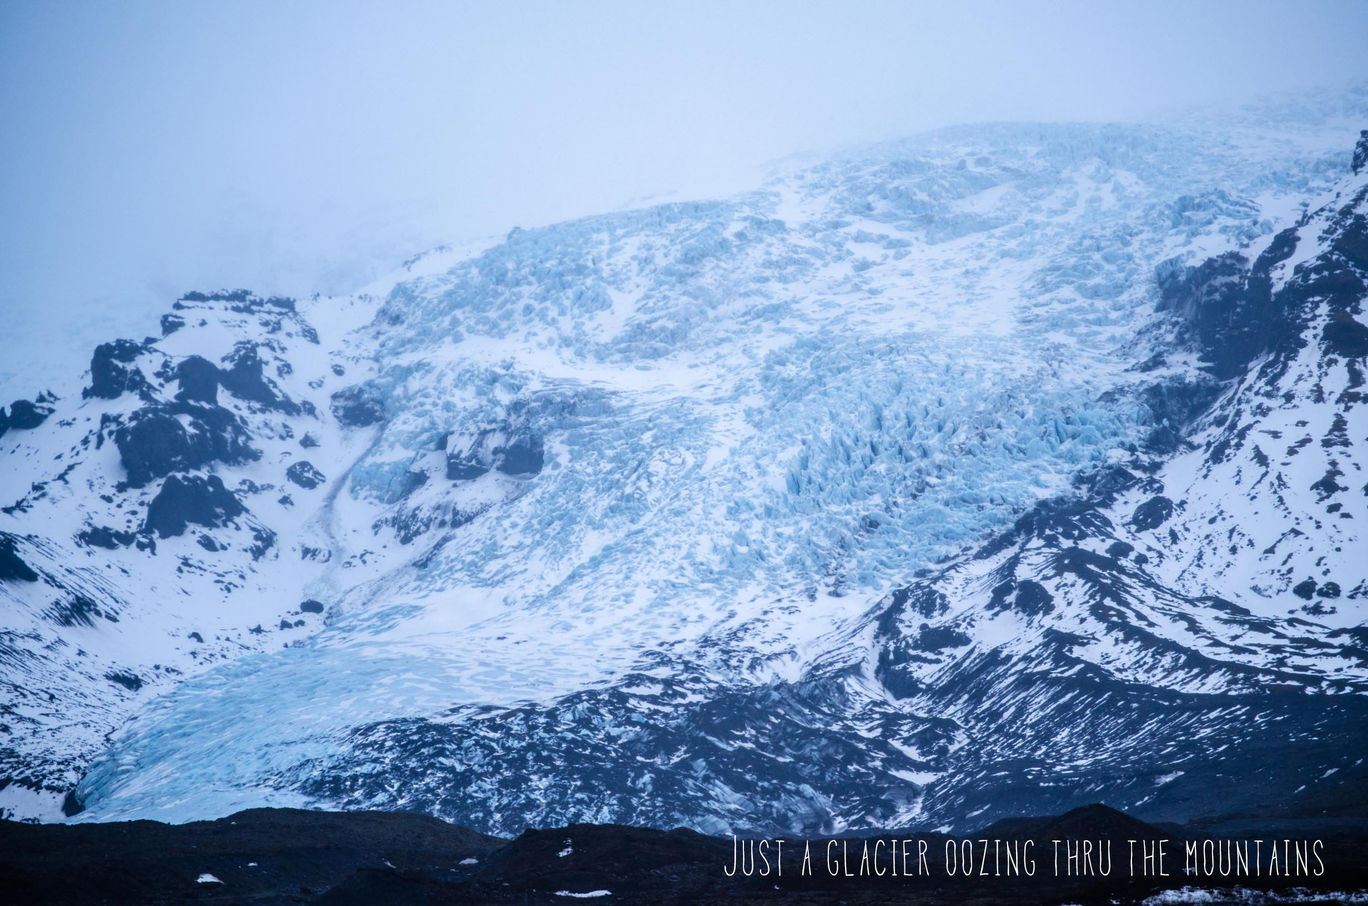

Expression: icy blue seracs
xmin=73 ymin=115 xmax=1360 ymax=829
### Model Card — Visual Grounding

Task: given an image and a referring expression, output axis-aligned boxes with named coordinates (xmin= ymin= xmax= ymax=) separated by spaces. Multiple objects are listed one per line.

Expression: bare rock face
xmin=286 ymin=460 xmax=325 ymax=489
xmin=143 ymin=474 xmax=245 ymax=539
xmin=85 ymin=339 xmax=149 ymax=400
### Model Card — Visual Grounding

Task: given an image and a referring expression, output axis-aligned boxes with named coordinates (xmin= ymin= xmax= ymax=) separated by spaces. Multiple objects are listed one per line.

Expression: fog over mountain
xmin=3 ymin=0 xmax=1367 ymax=393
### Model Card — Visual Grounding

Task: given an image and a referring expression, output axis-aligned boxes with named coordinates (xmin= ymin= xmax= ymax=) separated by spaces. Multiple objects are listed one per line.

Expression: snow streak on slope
xmin=3 ymin=108 xmax=1365 ymax=831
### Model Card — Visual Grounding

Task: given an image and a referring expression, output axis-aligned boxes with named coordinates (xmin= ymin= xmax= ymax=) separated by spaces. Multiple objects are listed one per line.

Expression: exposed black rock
xmin=372 ymin=498 xmax=476 ymax=545
xmin=1138 ymin=379 xmax=1221 ymax=453
xmin=159 ymin=312 xmax=184 ymax=335
xmin=1156 ymin=247 xmax=1305 ymax=381
xmin=1354 ymin=128 xmax=1368 ymax=176
xmin=1011 ymin=579 xmax=1054 ymax=616
xmin=389 ymin=469 xmax=428 ymax=502
xmin=446 ymin=428 xmax=545 ymax=480
xmin=286 ymin=460 xmax=326 ymax=489
xmin=878 ymin=583 xmax=949 ymax=626
xmin=445 ymin=449 xmax=491 ymax=481
xmin=113 ymin=402 xmax=258 ymax=488
xmin=1106 ymin=540 xmax=1134 ymax=559
xmin=175 ymin=290 xmax=299 ymax=313
xmin=910 ymin=623 xmax=970 ymax=652
xmin=5 ymin=397 xmax=55 ymax=430
xmin=59 ymin=791 xmax=83 ymax=818
xmin=300 ymin=599 xmax=325 ymax=613
xmin=494 ymin=432 xmax=544 ymax=476
xmin=330 ymin=385 xmax=385 ymax=427
xmin=1129 ymin=495 xmax=1174 ymax=531
xmin=248 ymin=526 xmax=276 ymax=560
xmin=84 ymin=339 xmax=149 ymax=400
xmin=300 ymin=432 xmax=321 ymax=448
xmin=1324 ymin=310 xmax=1368 ymax=357
xmin=104 ymin=671 xmax=143 ymax=691
xmin=142 ymin=474 xmax=245 ymax=538
xmin=173 ymin=355 xmax=220 ymax=404
xmin=219 ymin=342 xmax=300 ymax=414
xmin=76 ymin=526 xmax=136 ymax=549
xmin=178 ymin=288 xmax=252 ymax=304
xmin=0 ymin=533 xmax=39 ymax=582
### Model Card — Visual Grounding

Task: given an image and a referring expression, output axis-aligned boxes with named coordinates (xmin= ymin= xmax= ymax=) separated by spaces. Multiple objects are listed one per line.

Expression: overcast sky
xmin=2 ymin=0 xmax=1366 ymax=395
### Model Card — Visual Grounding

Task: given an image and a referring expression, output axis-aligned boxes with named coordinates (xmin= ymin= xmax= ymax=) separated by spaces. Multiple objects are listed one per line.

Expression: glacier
xmin=3 ymin=95 xmax=1367 ymax=833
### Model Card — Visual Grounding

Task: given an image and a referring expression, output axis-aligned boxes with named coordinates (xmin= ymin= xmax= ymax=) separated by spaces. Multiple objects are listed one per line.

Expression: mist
xmin=2 ymin=0 xmax=1366 ymax=395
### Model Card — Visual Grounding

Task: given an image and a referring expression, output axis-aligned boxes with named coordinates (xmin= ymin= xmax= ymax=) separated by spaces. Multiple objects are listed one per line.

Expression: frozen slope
xmin=2 ymin=110 xmax=1366 ymax=831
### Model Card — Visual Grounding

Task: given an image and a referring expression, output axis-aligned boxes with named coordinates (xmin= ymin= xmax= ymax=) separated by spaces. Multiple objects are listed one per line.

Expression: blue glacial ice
xmin=71 ymin=112 xmax=1366 ymax=824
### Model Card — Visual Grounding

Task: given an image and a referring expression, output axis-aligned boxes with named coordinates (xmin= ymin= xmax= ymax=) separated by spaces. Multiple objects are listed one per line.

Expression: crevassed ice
xmin=73 ymin=116 xmax=1360 ymax=823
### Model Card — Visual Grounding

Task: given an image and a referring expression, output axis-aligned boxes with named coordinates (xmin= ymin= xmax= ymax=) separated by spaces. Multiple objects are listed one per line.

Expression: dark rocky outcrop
xmin=299 ymin=599 xmax=325 ymax=614
xmin=445 ymin=448 xmax=491 ymax=481
xmin=114 ymin=402 xmax=258 ymax=488
xmin=4 ymin=396 xmax=54 ymax=431
xmin=0 ymin=533 xmax=39 ymax=582
xmin=174 ymin=355 xmax=220 ymax=404
xmin=494 ymin=432 xmax=544 ymax=476
xmin=159 ymin=313 xmax=185 ymax=336
xmin=1158 ymin=134 xmax=1368 ymax=383
xmin=286 ymin=460 xmax=325 ymax=489
xmin=446 ymin=428 xmax=545 ymax=480
xmin=1156 ymin=238 xmax=1304 ymax=381
xmin=142 ymin=474 xmax=245 ymax=538
xmin=1138 ymin=379 xmax=1221 ymax=453
xmin=219 ymin=342 xmax=300 ymax=414
xmin=1353 ymin=128 xmax=1368 ymax=176
xmin=1129 ymin=495 xmax=1174 ymax=531
xmin=1323 ymin=310 xmax=1368 ymax=357
xmin=84 ymin=339 xmax=148 ymax=400
xmin=104 ymin=671 xmax=144 ymax=691
xmin=76 ymin=526 xmax=136 ymax=549
xmin=173 ymin=290 xmax=297 ymax=313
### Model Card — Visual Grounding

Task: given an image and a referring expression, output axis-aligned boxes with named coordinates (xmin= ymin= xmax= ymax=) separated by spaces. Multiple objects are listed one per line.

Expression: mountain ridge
xmin=1 ymin=117 xmax=1365 ymax=836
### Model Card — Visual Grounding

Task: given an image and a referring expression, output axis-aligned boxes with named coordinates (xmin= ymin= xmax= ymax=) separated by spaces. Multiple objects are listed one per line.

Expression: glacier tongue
xmin=4 ymin=111 xmax=1365 ymax=832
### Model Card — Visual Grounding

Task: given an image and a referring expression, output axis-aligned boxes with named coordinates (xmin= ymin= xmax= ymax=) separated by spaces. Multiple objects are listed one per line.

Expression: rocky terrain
xmin=3 ymin=803 xmax=1366 ymax=905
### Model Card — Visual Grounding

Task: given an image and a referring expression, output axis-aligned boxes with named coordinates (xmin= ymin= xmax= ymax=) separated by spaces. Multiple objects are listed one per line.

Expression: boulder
xmin=286 ymin=460 xmax=325 ymax=489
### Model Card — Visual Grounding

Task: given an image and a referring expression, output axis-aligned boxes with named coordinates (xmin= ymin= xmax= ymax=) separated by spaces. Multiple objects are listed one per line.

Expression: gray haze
xmin=2 ymin=0 xmax=1366 ymax=395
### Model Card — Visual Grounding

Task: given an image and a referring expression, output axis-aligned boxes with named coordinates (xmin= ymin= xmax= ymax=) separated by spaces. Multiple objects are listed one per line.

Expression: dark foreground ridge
xmin=2 ymin=804 xmax=1367 ymax=904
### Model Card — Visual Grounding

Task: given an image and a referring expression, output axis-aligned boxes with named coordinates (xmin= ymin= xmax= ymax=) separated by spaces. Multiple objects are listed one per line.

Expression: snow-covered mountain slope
xmin=0 ymin=289 xmax=389 ymax=819
xmin=2 ymin=109 xmax=1366 ymax=832
xmin=870 ymin=137 xmax=1368 ymax=828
